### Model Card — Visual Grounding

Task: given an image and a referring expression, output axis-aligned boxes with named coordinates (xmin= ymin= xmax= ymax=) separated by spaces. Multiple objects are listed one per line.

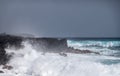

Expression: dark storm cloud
xmin=0 ymin=0 xmax=120 ymax=37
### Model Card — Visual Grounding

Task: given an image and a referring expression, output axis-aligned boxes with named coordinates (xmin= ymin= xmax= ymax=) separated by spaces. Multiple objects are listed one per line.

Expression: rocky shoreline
xmin=0 ymin=34 xmax=100 ymax=65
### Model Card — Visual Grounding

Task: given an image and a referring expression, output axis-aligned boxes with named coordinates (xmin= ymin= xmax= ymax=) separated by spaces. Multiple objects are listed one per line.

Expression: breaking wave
xmin=67 ymin=40 xmax=120 ymax=48
xmin=67 ymin=40 xmax=120 ymax=56
xmin=0 ymin=41 xmax=120 ymax=76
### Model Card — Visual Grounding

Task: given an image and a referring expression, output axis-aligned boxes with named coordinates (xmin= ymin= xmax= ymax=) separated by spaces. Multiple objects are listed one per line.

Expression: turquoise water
xmin=67 ymin=39 xmax=120 ymax=65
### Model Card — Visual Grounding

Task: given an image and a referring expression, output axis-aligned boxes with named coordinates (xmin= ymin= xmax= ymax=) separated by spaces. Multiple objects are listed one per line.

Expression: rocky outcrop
xmin=0 ymin=34 xmax=23 ymax=65
xmin=0 ymin=70 xmax=4 ymax=73
xmin=0 ymin=33 xmax=100 ymax=65
xmin=0 ymin=34 xmax=23 ymax=49
xmin=0 ymin=34 xmax=68 ymax=64
xmin=59 ymin=52 xmax=67 ymax=57
xmin=0 ymin=46 xmax=8 ymax=64
xmin=65 ymin=47 xmax=100 ymax=54
xmin=2 ymin=65 xmax=13 ymax=70
xmin=27 ymin=38 xmax=67 ymax=52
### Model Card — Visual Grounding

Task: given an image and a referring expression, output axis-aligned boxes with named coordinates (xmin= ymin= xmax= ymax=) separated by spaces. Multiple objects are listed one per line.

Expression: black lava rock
xmin=0 ymin=70 xmax=4 ymax=73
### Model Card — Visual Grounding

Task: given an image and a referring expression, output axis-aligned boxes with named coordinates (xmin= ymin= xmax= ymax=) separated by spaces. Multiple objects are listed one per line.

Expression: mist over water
xmin=0 ymin=40 xmax=120 ymax=76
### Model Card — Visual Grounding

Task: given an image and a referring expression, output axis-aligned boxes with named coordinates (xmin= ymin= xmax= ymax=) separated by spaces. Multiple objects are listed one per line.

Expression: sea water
xmin=0 ymin=39 xmax=120 ymax=76
xmin=67 ymin=38 xmax=120 ymax=56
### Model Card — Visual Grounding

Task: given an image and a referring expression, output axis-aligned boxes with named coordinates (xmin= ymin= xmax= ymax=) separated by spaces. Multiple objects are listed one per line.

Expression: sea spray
xmin=0 ymin=41 xmax=119 ymax=76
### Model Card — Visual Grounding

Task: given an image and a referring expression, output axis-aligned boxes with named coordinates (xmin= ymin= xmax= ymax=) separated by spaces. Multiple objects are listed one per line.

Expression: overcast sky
xmin=0 ymin=0 xmax=120 ymax=37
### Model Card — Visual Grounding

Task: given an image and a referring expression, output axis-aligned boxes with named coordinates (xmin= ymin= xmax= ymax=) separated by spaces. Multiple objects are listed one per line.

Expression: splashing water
xmin=0 ymin=41 xmax=120 ymax=76
xmin=67 ymin=39 xmax=120 ymax=56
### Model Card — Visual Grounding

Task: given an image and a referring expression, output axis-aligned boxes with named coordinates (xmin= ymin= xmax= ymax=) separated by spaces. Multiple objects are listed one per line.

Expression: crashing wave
xmin=0 ymin=42 xmax=120 ymax=76
xmin=67 ymin=40 xmax=120 ymax=56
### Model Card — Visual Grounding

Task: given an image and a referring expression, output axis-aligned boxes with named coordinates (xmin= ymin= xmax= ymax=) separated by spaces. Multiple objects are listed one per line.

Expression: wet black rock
xmin=0 ymin=33 xmax=100 ymax=65
xmin=0 ymin=70 xmax=4 ymax=73
xmin=0 ymin=34 xmax=23 ymax=65
xmin=2 ymin=65 xmax=13 ymax=70
xmin=0 ymin=34 xmax=23 ymax=49
xmin=0 ymin=46 xmax=11 ymax=65
xmin=65 ymin=47 xmax=100 ymax=55
xmin=0 ymin=34 xmax=68 ymax=64
xmin=26 ymin=38 xmax=67 ymax=52
xmin=59 ymin=52 xmax=67 ymax=57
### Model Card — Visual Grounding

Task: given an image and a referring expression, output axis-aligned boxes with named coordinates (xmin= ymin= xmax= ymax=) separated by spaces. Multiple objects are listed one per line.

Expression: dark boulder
xmin=0 ymin=70 xmax=4 ymax=73
xmin=27 ymin=38 xmax=68 ymax=52
xmin=59 ymin=52 xmax=67 ymax=57
xmin=2 ymin=65 xmax=13 ymax=70
xmin=0 ymin=34 xmax=23 ymax=49
xmin=0 ymin=46 xmax=8 ymax=65
xmin=0 ymin=34 xmax=23 ymax=65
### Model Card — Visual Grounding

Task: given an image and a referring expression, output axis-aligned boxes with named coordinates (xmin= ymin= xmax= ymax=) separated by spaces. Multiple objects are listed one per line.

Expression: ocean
xmin=68 ymin=38 xmax=120 ymax=57
xmin=0 ymin=38 xmax=120 ymax=76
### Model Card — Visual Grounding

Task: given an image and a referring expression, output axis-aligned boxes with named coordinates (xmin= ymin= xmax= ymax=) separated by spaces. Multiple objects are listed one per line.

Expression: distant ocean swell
xmin=0 ymin=38 xmax=120 ymax=76
xmin=67 ymin=39 xmax=120 ymax=57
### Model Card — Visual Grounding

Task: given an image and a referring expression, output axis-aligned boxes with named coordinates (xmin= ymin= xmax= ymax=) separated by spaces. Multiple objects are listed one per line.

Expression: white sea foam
xmin=67 ymin=40 xmax=120 ymax=56
xmin=67 ymin=40 xmax=120 ymax=48
xmin=0 ymin=41 xmax=120 ymax=76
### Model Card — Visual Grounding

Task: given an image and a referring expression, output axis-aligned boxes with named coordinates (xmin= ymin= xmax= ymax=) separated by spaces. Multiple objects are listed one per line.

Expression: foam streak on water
xmin=0 ymin=41 xmax=120 ymax=76
xmin=67 ymin=39 xmax=120 ymax=56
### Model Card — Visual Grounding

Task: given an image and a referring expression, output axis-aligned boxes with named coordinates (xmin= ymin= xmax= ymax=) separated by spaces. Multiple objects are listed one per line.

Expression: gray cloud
xmin=0 ymin=0 xmax=120 ymax=37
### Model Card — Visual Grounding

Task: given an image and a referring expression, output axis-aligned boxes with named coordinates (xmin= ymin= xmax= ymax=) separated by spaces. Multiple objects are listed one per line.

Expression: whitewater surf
xmin=0 ymin=35 xmax=120 ymax=76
